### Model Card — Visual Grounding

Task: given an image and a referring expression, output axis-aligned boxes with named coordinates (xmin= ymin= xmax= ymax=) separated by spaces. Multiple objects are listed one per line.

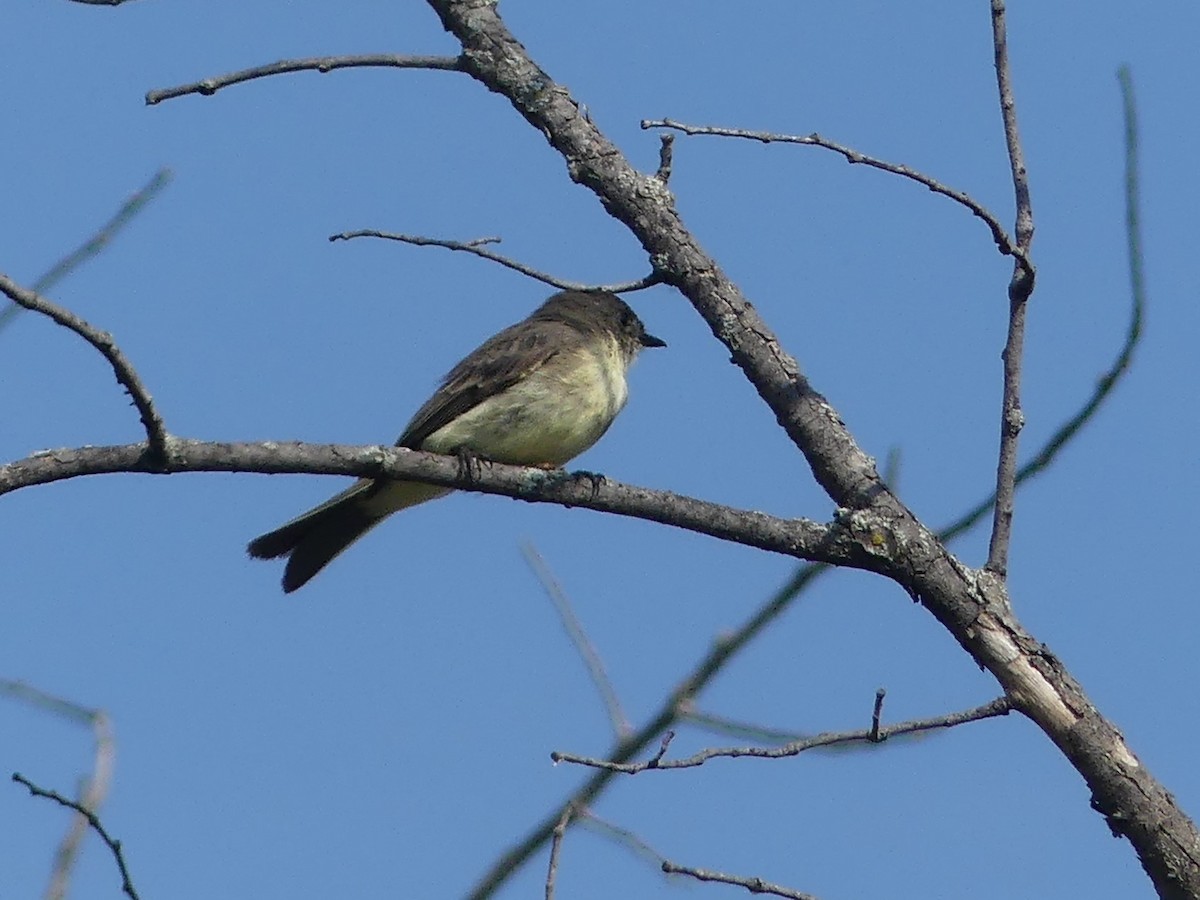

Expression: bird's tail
xmin=247 ymin=479 xmax=450 ymax=592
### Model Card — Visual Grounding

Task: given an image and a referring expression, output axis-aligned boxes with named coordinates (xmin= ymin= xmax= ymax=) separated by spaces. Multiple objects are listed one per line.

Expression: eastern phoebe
xmin=247 ymin=289 xmax=665 ymax=592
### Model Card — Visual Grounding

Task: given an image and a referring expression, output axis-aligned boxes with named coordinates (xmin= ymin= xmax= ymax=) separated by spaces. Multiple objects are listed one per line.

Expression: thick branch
xmin=0 ymin=440 xmax=884 ymax=573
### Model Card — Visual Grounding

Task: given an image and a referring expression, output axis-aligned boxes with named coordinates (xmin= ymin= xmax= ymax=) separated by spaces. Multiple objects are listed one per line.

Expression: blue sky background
xmin=3 ymin=2 xmax=1197 ymax=898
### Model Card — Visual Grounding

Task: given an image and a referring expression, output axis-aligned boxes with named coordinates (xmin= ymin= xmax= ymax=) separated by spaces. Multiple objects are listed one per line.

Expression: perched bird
xmin=247 ymin=289 xmax=665 ymax=592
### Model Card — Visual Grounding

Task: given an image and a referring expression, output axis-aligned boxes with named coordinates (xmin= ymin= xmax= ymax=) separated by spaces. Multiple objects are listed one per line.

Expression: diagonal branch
xmin=145 ymin=54 xmax=464 ymax=105
xmin=0 ymin=169 xmax=172 ymax=336
xmin=522 ymin=543 xmax=632 ymax=738
xmin=0 ymin=275 xmax=168 ymax=461
xmin=641 ymin=118 xmax=1027 ymax=267
xmin=329 ymin=230 xmax=661 ymax=293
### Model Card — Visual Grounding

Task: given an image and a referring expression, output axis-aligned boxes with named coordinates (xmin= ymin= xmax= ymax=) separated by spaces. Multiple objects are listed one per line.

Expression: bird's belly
xmin=423 ymin=346 xmax=628 ymax=467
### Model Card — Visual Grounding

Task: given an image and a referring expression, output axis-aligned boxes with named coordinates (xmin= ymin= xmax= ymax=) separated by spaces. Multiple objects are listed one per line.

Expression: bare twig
xmin=67 ymin=0 xmax=142 ymax=5
xmin=681 ymin=708 xmax=812 ymax=745
xmin=544 ymin=804 xmax=574 ymax=900
xmin=647 ymin=731 xmax=675 ymax=767
xmin=145 ymin=54 xmax=464 ymax=105
xmin=642 ymin=118 xmax=1028 ymax=267
xmin=12 ymin=773 xmax=139 ymax=900
xmin=661 ymin=860 xmax=818 ymax=900
xmin=0 ymin=681 xmax=117 ymax=900
xmin=551 ymin=697 xmax=1010 ymax=774
xmin=655 ymin=134 xmax=675 ymax=183
xmin=869 ymin=688 xmax=886 ymax=743
xmin=984 ymin=0 xmax=1037 ymax=577
xmin=0 ymin=169 xmax=172 ymax=336
xmin=576 ymin=809 xmax=669 ymax=868
xmin=329 ymin=230 xmax=663 ymax=294
xmin=522 ymin=544 xmax=631 ymax=738
xmin=0 ymin=680 xmax=117 ymax=900
xmin=0 ymin=276 xmax=169 ymax=461
xmin=1117 ymin=67 xmax=1145 ymax=357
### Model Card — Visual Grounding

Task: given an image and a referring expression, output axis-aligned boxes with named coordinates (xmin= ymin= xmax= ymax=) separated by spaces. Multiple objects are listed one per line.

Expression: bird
xmin=247 ymin=289 xmax=665 ymax=592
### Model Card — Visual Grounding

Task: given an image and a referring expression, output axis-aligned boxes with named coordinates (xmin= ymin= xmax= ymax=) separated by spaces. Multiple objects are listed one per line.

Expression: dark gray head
xmin=532 ymin=290 xmax=666 ymax=354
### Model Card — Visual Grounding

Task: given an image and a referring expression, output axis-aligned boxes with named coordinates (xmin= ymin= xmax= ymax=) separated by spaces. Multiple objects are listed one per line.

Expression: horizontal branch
xmin=329 ymin=230 xmax=661 ymax=293
xmin=661 ymin=861 xmax=817 ymax=900
xmin=551 ymin=697 xmax=1011 ymax=774
xmin=145 ymin=54 xmax=464 ymax=105
xmin=0 ymin=440 xmax=885 ymax=572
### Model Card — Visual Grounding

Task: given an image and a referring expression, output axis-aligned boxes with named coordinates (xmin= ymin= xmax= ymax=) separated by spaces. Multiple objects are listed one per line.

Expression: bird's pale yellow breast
xmin=422 ymin=333 xmax=629 ymax=467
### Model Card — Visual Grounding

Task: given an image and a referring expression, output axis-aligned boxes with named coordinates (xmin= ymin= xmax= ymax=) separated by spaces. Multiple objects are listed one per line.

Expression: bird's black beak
xmin=640 ymin=331 xmax=667 ymax=349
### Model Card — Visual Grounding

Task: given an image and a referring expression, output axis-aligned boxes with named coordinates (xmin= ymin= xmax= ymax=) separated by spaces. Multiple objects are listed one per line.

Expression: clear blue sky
xmin=3 ymin=2 xmax=1197 ymax=898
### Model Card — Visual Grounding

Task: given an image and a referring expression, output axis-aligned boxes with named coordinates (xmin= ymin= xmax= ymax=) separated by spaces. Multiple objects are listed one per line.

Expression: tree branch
xmin=984 ymin=0 xmax=1038 ymax=577
xmin=329 ymin=230 xmax=662 ymax=293
xmin=0 ymin=275 xmax=168 ymax=461
xmin=425 ymin=2 xmax=1199 ymax=895
xmin=661 ymin=861 xmax=818 ymax=900
xmin=522 ymin=543 xmax=631 ymax=739
xmin=0 ymin=440 xmax=887 ymax=572
xmin=642 ymin=118 xmax=1027 ymax=266
xmin=145 ymin=54 xmax=465 ymax=105
xmin=0 ymin=169 xmax=172 ymax=336
xmin=12 ymin=773 xmax=139 ymax=900
xmin=551 ymin=697 xmax=1011 ymax=774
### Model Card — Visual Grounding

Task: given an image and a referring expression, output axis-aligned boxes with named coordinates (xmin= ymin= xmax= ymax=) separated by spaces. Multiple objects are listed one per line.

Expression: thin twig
xmin=522 ymin=543 xmax=631 ymax=738
xmin=681 ymin=708 xmax=812 ymax=745
xmin=576 ymin=809 xmax=669 ymax=868
xmin=0 ymin=681 xmax=117 ymax=900
xmin=984 ymin=0 xmax=1037 ymax=577
xmin=1117 ymin=67 xmax=1145 ymax=359
xmin=647 ymin=731 xmax=675 ymax=767
xmin=0 ymin=276 xmax=169 ymax=461
xmin=329 ymin=230 xmax=662 ymax=294
xmin=551 ymin=697 xmax=1010 ymax=774
xmin=869 ymin=688 xmax=886 ymax=743
xmin=661 ymin=861 xmax=818 ymax=900
xmin=642 ymin=118 xmax=1028 ymax=267
xmin=544 ymin=804 xmax=574 ymax=900
xmin=145 ymin=54 xmax=464 ymax=105
xmin=12 ymin=773 xmax=139 ymax=900
xmin=0 ymin=169 xmax=173 ymax=335
xmin=67 ymin=0 xmax=142 ymax=5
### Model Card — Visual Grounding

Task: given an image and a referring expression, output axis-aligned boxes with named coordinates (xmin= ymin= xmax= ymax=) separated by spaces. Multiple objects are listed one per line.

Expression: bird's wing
xmin=396 ymin=317 xmax=576 ymax=450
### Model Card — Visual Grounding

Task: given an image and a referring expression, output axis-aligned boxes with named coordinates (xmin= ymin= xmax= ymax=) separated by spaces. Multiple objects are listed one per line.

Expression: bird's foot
xmin=454 ymin=446 xmax=493 ymax=484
